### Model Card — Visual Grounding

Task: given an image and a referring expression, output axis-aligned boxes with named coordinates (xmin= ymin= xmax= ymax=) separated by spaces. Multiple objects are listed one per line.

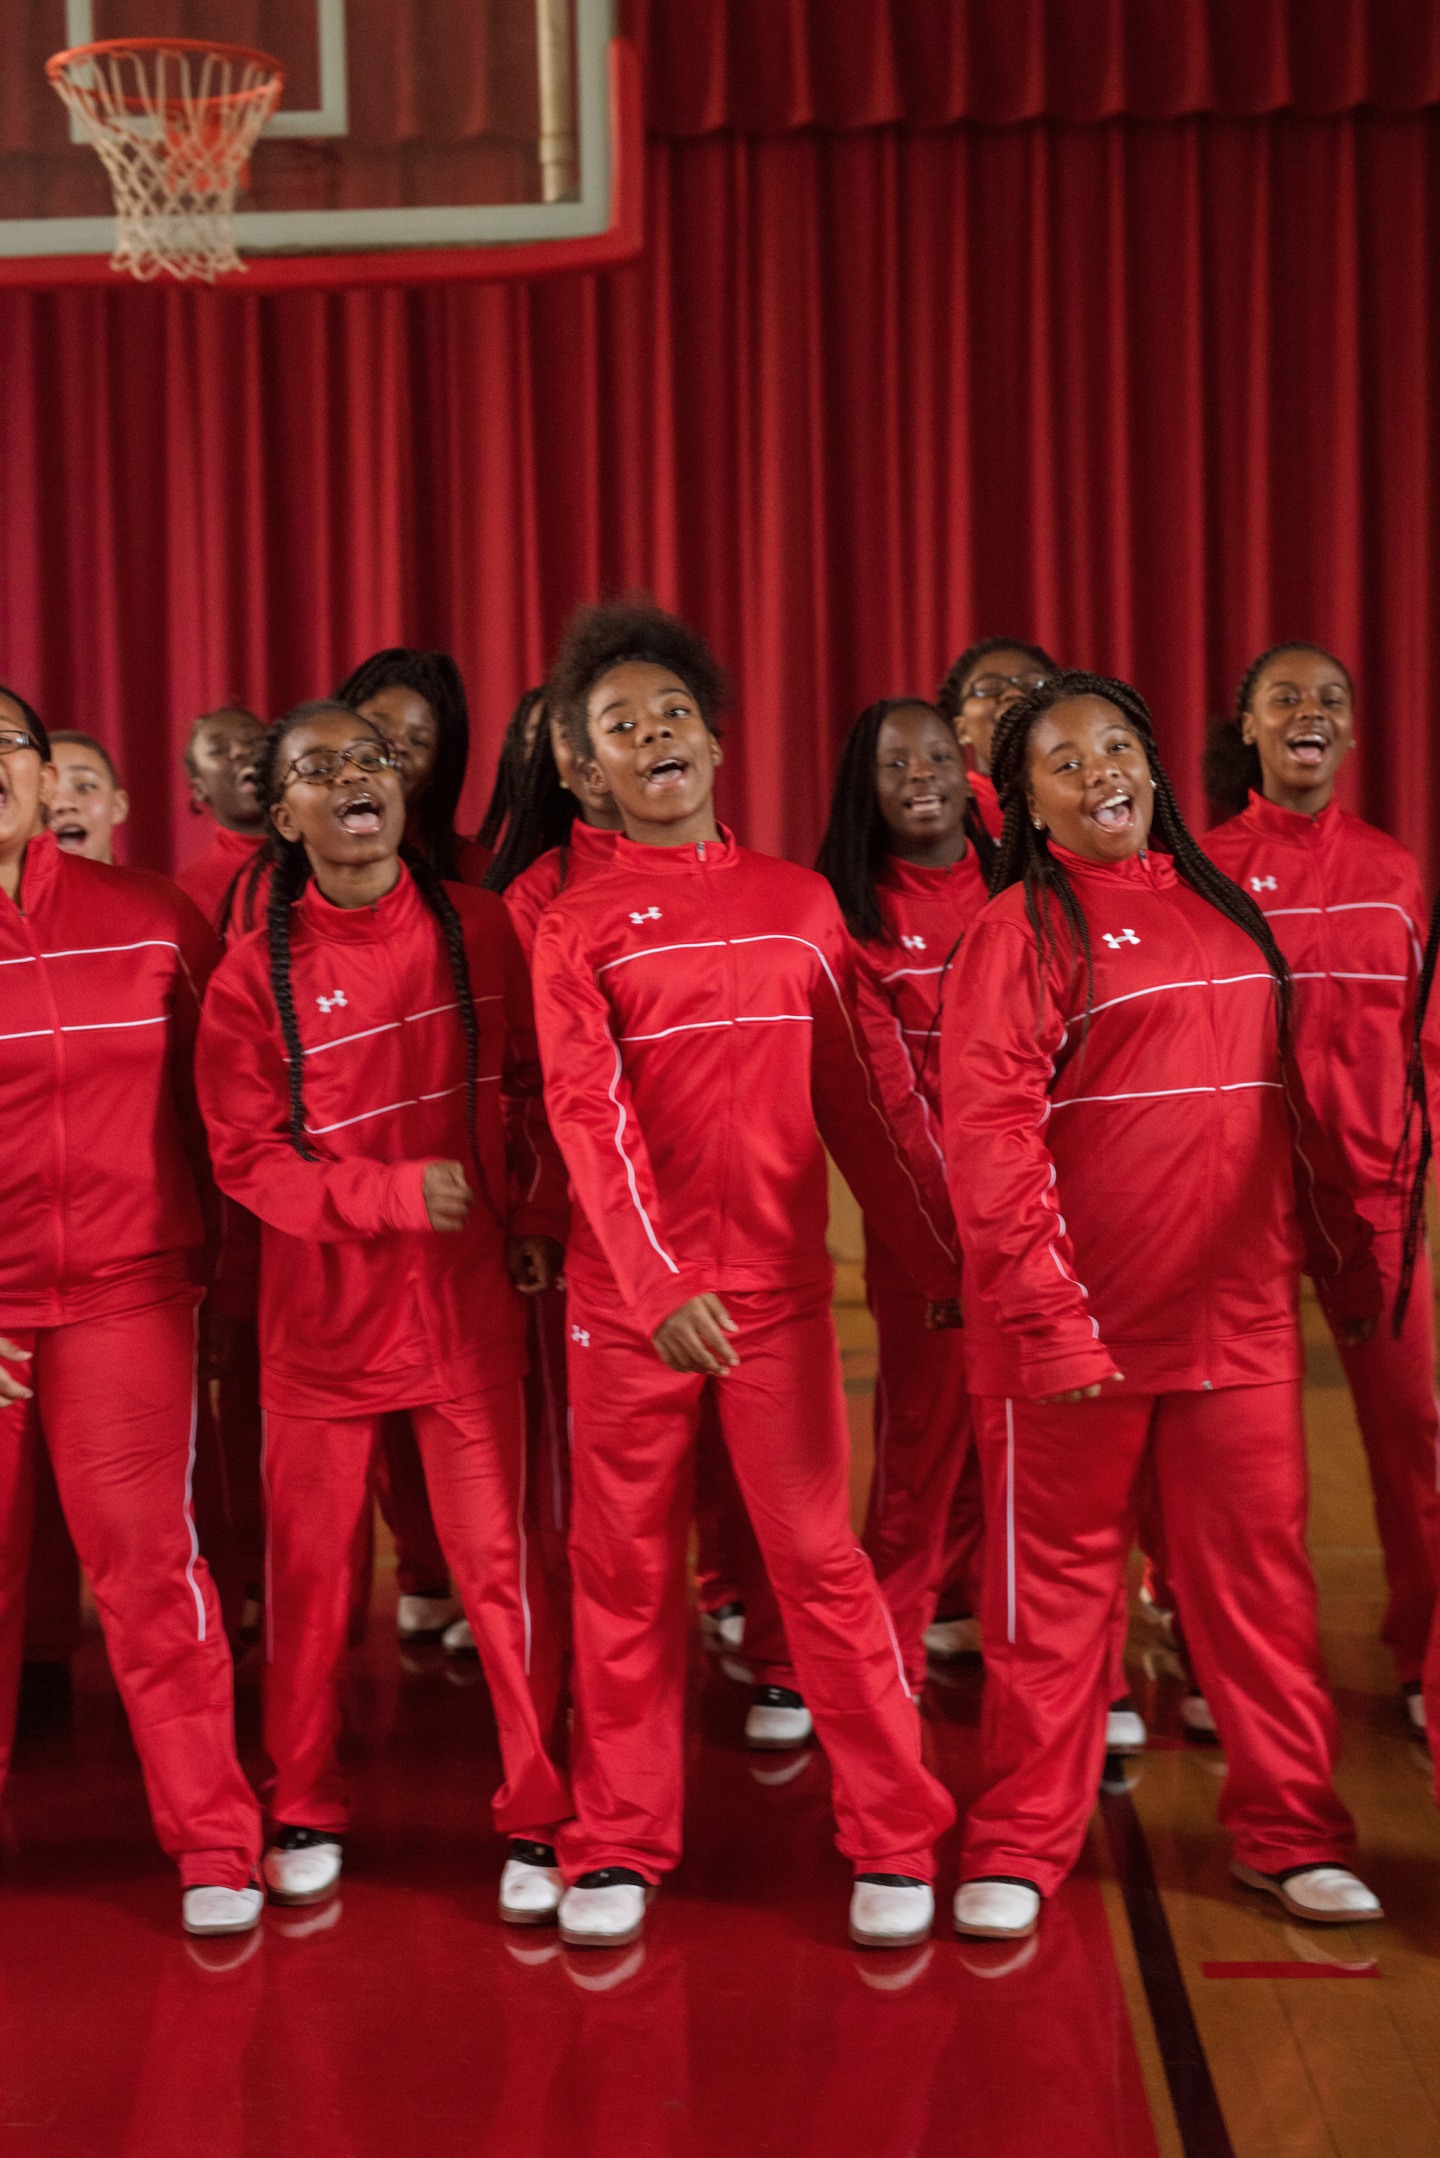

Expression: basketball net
xmin=47 ymin=39 xmax=284 ymax=284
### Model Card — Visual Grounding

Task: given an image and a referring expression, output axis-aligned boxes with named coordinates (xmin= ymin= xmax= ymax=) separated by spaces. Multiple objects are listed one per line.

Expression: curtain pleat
xmin=1 ymin=114 xmax=1438 ymax=885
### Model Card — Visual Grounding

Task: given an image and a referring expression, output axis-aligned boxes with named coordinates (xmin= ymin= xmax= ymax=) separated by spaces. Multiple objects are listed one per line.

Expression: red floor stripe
xmin=1200 ymin=1961 xmax=1380 ymax=1980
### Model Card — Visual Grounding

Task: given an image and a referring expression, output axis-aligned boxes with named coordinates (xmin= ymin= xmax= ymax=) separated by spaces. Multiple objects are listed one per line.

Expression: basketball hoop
xmin=46 ymin=38 xmax=285 ymax=284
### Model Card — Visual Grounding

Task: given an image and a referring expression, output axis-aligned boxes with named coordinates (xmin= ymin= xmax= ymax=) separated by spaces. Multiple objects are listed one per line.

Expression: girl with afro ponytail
xmin=195 ymin=699 xmax=573 ymax=1923
xmin=814 ymin=697 xmax=989 ymax=1687
xmin=1205 ymin=643 xmax=1438 ymax=1740
xmin=940 ymin=669 xmax=1384 ymax=1944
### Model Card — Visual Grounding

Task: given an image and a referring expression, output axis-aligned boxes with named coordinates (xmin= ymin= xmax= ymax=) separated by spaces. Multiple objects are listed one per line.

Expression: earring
xmin=558 ymin=780 xmax=569 ymax=792
xmin=1032 ymin=817 xmax=1045 ymax=831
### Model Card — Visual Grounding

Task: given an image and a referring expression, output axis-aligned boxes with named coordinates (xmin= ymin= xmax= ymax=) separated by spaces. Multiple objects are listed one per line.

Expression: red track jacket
xmin=0 ymin=832 xmax=218 ymax=1327
xmin=196 ymin=866 xmax=567 ymax=1417
xmin=941 ymin=844 xmax=1380 ymax=1401
xmin=1204 ymin=794 xmax=1427 ymax=1221
xmin=504 ymin=824 xmax=619 ymax=962
xmin=854 ymin=851 xmax=991 ymax=1146
xmin=175 ymin=826 xmax=267 ymax=939
xmin=531 ymin=828 xmax=962 ymax=1340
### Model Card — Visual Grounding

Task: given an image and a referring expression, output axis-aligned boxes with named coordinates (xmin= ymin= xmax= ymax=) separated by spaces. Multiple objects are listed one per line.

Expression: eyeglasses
xmin=0 ymin=729 xmax=38 ymax=757
xmin=964 ymin=672 xmax=1049 ymax=702
xmin=282 ymin=741 xmax=400 ymax=786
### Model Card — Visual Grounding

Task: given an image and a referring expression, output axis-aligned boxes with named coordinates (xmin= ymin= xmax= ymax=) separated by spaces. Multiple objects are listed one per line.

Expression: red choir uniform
xmin=371 ymin=825 xmax=494 ymax=1609
xmin=849 ymin=849 xmax=989 ymax=1686
xmin=196 ymin=866 xmax=571 ymax=1838
xmin=1419 ymin=966 xmax=1440 ymax=1767
xmin=942 ymin=843 xmax=1380 ymax=1896
xmin=0 ymin=833 xmax=261 ymax=1888
xmin=172 ymin=831 xmax=270 ymax=1616
xmin=511 ymin=825 xmax=759 ymax=1645
xmin=1205 ymin=795 xmax=1438 ymax=1687
xmin=175 ymin=826 xmax=270 ymax=942
xmin=533 ymin=826 xmax=960 ymax=1885
xmin=499 ymin=824 xmax=620 ymax=1644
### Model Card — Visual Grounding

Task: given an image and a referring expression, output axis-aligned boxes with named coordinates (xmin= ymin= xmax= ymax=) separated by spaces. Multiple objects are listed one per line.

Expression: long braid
xmin=401 ymin=844 xmax=510 ymax=1234
xmin=478 ymin=687 xmax=546 ymax=851
xmin=484 ymin=721 xmax=577 ymax=894
xmin=1396 ymin=895 xmax=1440 ymax=1328
xmin=989 ymin=672 xmax=1292 ymax=1048
xmin=265 ymin=835 xmax=318 ymax=1161
xmin=216 ymin=848 xmax=269 ymax=942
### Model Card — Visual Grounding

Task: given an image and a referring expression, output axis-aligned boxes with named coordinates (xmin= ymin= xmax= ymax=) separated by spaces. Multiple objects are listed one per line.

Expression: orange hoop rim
xmin=46 ymin=37 xmax=286 ymax=93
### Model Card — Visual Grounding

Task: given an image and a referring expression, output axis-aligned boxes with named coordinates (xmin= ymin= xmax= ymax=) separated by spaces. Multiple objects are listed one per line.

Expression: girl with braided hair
xmin=813 ymin=698 xmax=988 ymax=1690
xmin=936 ymin=637 xmax=1056 ymax=839
xmin=1204 ymin=644 xmax=1437 ymax=1739
xmin=478 ymin=685 xmax=549 ymax=856
xmin=940 ymin=670 xmax=1384 ymax=1942
xmin=196 ymin=702 xmax=572 ymax=1921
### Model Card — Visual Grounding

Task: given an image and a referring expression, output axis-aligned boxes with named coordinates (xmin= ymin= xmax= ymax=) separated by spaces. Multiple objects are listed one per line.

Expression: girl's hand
xmin=1038 ymin=1373 xmax=1125 ymax=1405
xmin=423 ymin=1160 xmax=474 ymax=1233
xmin=507 ymin=1236 xmax=564 ymax=1295
xmin=1337 ymin=1315 xmax=1377 ymax=1346
xmin=0 ymin=1336 xmax=33 ymax=1407
xmin=653 ymin=1295 xmax=740 ymax=1374
xmin=925 ymin=1299 xmax=964 ymax=1330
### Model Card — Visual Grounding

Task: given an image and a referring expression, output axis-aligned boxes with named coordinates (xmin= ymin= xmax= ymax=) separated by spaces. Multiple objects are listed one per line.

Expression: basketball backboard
xmin=0 ymin=0 xmax=639 ymax=286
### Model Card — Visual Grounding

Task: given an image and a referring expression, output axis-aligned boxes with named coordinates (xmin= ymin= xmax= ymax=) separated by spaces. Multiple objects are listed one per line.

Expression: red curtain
xmin=1 ymin=39 xmax=1438 ymax=885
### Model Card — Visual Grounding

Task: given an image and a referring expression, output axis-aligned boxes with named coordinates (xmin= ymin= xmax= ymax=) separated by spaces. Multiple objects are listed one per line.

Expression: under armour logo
xmin=1250 ymin=875 xmax=1278 ymax=893
xmin=900 ymin=934 xmax=927 ymax=952
xmin=570 ymin=1325 xmax=590 ymax=1347
xmin=629 ymin=906 xmax=661 ymax=926
xmin=316 ymin=989 xmax=348 ymax=1014
xmin=1101 ymin=929 xmax=1140 ymax=950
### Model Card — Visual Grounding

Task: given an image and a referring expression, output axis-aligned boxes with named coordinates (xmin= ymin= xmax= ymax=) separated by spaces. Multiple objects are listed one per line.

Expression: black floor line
xmin=1100 ymin=1767 xmax=1238 ymax=2158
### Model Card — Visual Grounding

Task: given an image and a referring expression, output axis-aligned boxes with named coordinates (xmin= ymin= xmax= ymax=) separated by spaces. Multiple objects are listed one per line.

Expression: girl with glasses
xmin=937 ymin=639 xmax=1057 ymax=840
xmin=196 ymin=702 xmax=571 ymax=1920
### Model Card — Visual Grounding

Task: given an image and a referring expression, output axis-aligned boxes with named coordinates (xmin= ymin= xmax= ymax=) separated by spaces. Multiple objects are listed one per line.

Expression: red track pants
xmin=0 ymin=1298 xmax=260 ymax=1888
xmin=964 ymin=1383 xmax=1354 ymax=1896
xmin=261 ymin=1379 xmax=569 ymax=1838
xmin=560 ymin=1274 xmax=955 ymax=1884
xmin=860 ymin=1242 xmax=972 ymax=1687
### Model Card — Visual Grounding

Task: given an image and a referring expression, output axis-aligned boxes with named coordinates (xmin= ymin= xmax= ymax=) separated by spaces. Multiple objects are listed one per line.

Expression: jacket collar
xmin=1242 ymin=790 xmax=1342 ymax=844
xmin=204 ymin=823 xmax=266 ymax=864
xmin=610 ymin=823 xmax=738 ymax=876
xmin=8 ymin=827 xmax=63 ymax=913
xmin=1048 ymin=839 xmax=1178 ymax=892
xmin=876 ymin=848 xmax=987 ymax=900
xmin=568 ymin=821 xmax=621 ymax=866
xmin=295 ymin=859 xmax=426 ymax=943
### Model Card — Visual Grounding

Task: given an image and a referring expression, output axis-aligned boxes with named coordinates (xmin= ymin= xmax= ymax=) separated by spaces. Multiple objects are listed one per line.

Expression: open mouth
xmin=1089 ymin=789 xmax=1135 ymax=835
xmin=903 ymin=790 xmax=946 ymax=816
xmin=336 ymin=789 xmax=383 ymax=835
xmin=642 ymin=755 xmax=689 ymax=789
xmin=1285 ymin=729 xmax=1329 ymax=769
xmin=52 ymin=821 xmax=88 ymax=849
